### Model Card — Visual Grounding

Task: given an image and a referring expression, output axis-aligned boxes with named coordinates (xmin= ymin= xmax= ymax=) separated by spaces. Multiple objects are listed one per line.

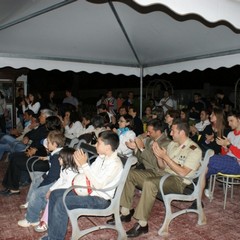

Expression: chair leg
xmin=230 ymin=178 xmax=234 ymax=199
xmin=114 ymin=213 xmax=127 ymax=240
xmin=209 ymin=174 xmax=216 ymax=202
xmin=158 ymin=199 xmax=172 ymax=236
xmin=197 ymin=197 xmax=207 ymax=225
xmin=223 ymin=177 xmax=229 ymax=210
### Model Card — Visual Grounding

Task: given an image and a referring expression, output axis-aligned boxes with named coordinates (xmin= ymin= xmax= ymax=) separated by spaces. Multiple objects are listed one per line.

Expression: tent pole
xmin=140 ymin=67 xmax=143 ymax=119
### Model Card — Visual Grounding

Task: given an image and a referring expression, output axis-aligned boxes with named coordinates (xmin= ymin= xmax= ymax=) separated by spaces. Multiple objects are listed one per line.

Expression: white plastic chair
xmin=26 ymin=156 xmax=46 ymax=181
xmin=63 ymin=155 xmax=136 ymax=240
xmin=158 ymin=149 xmax=214 ymax=236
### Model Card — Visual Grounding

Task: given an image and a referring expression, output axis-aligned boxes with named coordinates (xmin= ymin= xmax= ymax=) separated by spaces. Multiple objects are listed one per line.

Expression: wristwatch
xmin=226 ymin=144 xmax=232 ymax=149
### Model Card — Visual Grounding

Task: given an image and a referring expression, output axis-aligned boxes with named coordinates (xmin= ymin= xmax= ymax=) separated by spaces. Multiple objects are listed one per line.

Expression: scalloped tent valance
xmin=0 ymin=0 xmax=240 ymax=77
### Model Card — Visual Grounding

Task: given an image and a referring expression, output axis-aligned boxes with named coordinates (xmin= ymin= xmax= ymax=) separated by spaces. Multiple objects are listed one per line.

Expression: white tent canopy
xmin=0 ymin=0 xmax=240 ymax=77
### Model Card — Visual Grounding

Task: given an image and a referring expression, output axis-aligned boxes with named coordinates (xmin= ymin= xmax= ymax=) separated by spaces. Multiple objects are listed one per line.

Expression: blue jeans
xmin=26 ymin=183 xmax=54 ymax=223
xmin=0 ymin=134 xmax=26 ymax=159
xmin=207 ymin=155 xmax=240 ymax=179
xmin=26 ymin=172 xmax=44 ymax=202
xmin=46 ymin=189 xmax=111 ymax=240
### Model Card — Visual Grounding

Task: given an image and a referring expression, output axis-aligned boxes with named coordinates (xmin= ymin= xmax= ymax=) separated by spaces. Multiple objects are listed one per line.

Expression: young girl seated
xmin=34 ymin=147 xmax=78 ymax=232
xmin=113 ymin=114 xmax=136 ymax=159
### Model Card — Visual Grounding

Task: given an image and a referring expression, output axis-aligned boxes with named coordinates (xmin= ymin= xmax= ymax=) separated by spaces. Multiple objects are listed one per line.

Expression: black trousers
xmin=0 ymin=114 xmax=6 ymax=133
xmin=2 ymin=152 xmax=49 ymax=190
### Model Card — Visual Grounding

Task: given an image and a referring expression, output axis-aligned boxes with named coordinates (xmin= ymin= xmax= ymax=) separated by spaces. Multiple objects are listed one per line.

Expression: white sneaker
xmin=204 ymin=189 xmax=210 ymax=199
xmin=18 ymin=219 xmax=40 ymax=227
xmin=19 ymin=202 xmax=29 ymax=209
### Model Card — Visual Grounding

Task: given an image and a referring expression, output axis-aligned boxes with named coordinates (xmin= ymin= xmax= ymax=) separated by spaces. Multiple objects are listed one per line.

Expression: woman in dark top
xmin=199 ymin=107 xmax=230 ymax=154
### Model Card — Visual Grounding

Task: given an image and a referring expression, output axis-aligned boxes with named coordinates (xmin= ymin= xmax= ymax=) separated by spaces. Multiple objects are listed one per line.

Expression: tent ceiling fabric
xmin=0 ymin=0 xmax=240 ymax=77
xmin=134 ymin=0 xmax=240 ymax=30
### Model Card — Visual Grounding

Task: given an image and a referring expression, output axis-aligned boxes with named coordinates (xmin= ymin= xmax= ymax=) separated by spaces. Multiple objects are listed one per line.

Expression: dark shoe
xmin=188 ymin=200 xmax=204 ymax=210
xmin=106 ymin=209 xmax=134 ymax=225
xmin=0 ymin=188 xmax=9 ymax=195
xmin=0 ymin=189 xmax=20 ymax=196
xmin=126 ymin=223 xmax=148 ymax=238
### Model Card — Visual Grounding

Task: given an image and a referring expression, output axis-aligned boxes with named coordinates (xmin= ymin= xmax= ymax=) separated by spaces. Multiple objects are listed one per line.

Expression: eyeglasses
xmin=118 ymin=120 xmax=126 ymax=123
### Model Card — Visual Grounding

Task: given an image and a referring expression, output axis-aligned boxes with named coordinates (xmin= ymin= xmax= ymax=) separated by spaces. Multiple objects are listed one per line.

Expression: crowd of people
xmin=0 ymin=87 xmax=239 ymax=239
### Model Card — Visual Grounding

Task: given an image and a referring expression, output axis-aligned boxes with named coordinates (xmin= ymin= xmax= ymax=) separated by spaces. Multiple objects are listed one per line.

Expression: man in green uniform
xmin=108 ymin=119 xmax=202 ymax=238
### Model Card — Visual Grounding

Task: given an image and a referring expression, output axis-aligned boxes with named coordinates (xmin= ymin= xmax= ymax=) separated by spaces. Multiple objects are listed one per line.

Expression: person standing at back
xmin=158 ymin=90 xmax=174 ymax=115
xmin=62 ymin=89 xmax=79 ymax=111
xmin=104 ymin=89 xmax=117 ymax=115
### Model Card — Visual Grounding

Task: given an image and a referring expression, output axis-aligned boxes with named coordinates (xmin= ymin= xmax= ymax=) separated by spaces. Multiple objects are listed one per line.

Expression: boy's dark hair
xmin=59 ymin=147 xmax=78 ymax=172
xmin=48 ymin=130 xmax=66 ymax=148
xmin=98 ymin=130 xmax=119 ymax=151
xmin=172 ymin=118 xmax=190 ymax=136
xmin=46 ymin=116 xmax=63 ymax=132
xmin=147 ymin=119 xmax=165 ymax=132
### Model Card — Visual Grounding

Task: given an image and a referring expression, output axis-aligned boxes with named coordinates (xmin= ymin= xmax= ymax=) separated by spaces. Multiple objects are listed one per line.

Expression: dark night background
xmin=28 ymin=65 xmax=240 ymax=91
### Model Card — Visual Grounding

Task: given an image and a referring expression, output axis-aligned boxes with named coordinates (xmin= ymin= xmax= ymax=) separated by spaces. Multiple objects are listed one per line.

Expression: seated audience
xmin=0 ymin=110 xmax=38 ymax=160
xmin=204 ymin=111 xmax=240 ymax=198
xmin=190 ymin=109 xmax=211 ymax=143
xmin=60 ymin=110 xmax=83 ymax=144
xmin=164 ymin=109 xmax=180 ymax=140
xmin=128 ymin=106 xmax=143 ymax=137
xmin=0 ymin=110 xmax=62 ymax=195
xmin=22 ymin=92 xmax=41 ymax=114
xmin=113 ymin=114 xmax=136 ymax=158
xmin=40 ymin=130 xmax=123 ymax=240
xmin=17 ymin=130 xmax=65 ymax=228
xmin=199 ymin=107 xmax=230 ymax=154
xmin=109 ymin=119 xmax=201 ymax=238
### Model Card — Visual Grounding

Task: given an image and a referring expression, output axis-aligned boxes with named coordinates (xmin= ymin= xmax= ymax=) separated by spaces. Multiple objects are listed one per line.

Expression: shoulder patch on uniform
xmin=189 ymin=145 xmax=197 ymax=150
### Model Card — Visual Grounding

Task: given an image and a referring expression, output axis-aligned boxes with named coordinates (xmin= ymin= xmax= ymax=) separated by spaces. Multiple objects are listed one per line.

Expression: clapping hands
xmin=74 ymin=149 xmax=88 ymax=167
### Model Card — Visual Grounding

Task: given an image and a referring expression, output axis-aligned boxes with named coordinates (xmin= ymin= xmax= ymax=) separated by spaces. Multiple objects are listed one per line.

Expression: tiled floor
xmin=0 ymin=159 xmax=240 ymax=240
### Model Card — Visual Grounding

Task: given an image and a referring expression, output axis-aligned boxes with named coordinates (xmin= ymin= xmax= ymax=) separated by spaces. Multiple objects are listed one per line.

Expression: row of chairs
xmin=27 ymin=136 xmax=240 ymax=239
xmin=63 ymin=142 xmax=215 ymax=238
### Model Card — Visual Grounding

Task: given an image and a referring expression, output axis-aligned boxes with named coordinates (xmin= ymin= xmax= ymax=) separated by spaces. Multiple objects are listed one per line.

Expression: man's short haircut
xmin=227 ymin=110 xmax=240 ymax=119
xmin=98 ymin=130 xmax=119 ymax=151
xmin=172 ymin=118 xmax=190 ymax=136
xmin=24 ymin=109 xmax=34 ymax=116
xmin=147 ymin=119 xmax=165 ymax=132
xmin=41 ymin=109 xmax=55 ymax=118
xmin=48 ymin=130 xmax=66 ymax=148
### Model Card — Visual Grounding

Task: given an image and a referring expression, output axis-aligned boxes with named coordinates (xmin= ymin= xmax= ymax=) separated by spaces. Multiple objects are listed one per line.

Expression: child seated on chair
xmin=34 ymin=147 xmax=78 ymax=233
xmin=17 ymin=130 xmax=65 ymax=228
xmin=39 ymin=130 xmax=123 ymax=240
